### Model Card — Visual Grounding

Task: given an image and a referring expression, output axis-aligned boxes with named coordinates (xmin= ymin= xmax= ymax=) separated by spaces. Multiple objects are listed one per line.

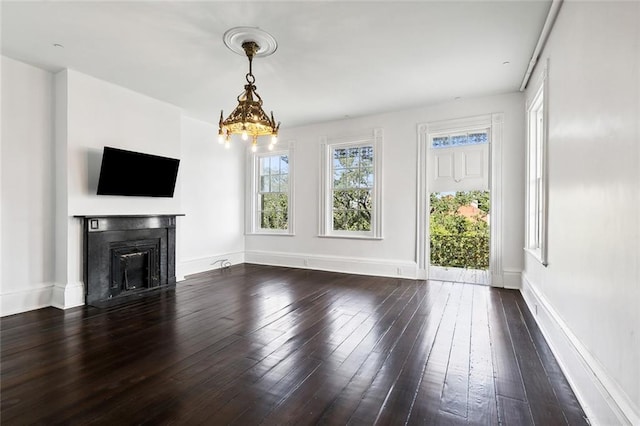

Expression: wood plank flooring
xmin=1 ymin=264 xmax=587 ymax=425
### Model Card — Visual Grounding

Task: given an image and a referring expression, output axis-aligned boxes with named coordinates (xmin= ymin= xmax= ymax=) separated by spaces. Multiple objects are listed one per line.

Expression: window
xmin=248 ymin=147 xmax=293 ymax=234
xmin=526 ymin=72 xmax=548 ymax=264
xmin=431 ymin=131 xmax=488 ymax=148
xmin=320 ymin=129 xmax=382 ymax=238
xmin=332 ymin=145 xmax=374 ymax=231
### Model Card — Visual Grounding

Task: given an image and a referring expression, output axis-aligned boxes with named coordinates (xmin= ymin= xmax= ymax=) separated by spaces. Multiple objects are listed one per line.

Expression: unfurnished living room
xmin=1 ymin=1 xmax=638 ymax=425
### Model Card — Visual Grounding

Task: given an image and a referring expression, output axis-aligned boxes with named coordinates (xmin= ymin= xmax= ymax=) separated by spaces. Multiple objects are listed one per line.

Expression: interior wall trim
xmin=502 ymin=269 xmax=522 ymax=289
xmin=50 ymin=281 xmax=84 ymax=310
xmin=245 ymin=250 xmax=418 ymax=279
xmin=177 ymin=251 xmax=245 ymax=279
xmin=520 ymin=274 xmax=638 ymax=426
xmin=416 ymin=113 xmax=505 ymax=287
xmin=0 ymin=283 xmax=54 ymax=317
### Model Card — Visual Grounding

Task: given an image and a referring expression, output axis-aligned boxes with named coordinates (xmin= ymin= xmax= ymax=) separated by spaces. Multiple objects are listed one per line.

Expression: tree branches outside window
xmin=331 ymin=146 xmax=374 ymax=232
xmin=258 ymin=155 xmax=289 ymax=230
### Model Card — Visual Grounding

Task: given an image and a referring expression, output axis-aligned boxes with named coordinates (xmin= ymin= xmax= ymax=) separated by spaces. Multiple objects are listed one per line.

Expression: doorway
xmin=429 ymin=190 xmax=490 ymax=285
xmin=416 ymin=114 xmax=504 ymax=286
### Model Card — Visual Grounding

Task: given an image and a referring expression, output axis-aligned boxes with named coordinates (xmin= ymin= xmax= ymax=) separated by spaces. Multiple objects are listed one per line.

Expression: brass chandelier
xmin=218 ymin=39 xmax=280 ymax=152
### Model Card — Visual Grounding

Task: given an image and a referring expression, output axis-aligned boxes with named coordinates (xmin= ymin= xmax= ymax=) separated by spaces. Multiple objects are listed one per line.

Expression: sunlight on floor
xmin=429 ymin=266 xmax=490 ymax=285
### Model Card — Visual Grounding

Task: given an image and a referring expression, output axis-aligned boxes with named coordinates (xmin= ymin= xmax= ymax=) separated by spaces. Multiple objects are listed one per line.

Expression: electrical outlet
xmin=396 ymin=267 xmax=402 ymax=275
xmin=535 ymin=304 xmax=538 ymax=315
xmin=304 ymin=259 xmax=309 ymax=266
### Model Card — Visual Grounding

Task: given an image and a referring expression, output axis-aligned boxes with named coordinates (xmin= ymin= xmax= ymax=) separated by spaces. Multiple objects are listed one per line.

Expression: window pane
xmin=279 ymin=174 xmax=289 ymax=192
xmin=333 ymin=190 xmax=351 ymax=210
xmin=347 ymin=147 xmax=359 ymax=167
xmin=260 ymin=157 xmax=270 ymax=174
xmin=269 ymin=156 xmax=280 ymax=174
xmin=341 ymin=168 xmax=359 ymax=188
xmin=468 ymin=132 xmax=488 ymax=144
xmin=333 ymin=209 xmax=347 ymax=230
xmin=261 ymin=193 xmax=287 ymax=210
xmin=332 ymin=168 xmax=342 ymax=189
xmin=260 ymin=210 xmax=287 ymax=230
xmin=280 ymin=156 xmax=289 ymax=173
xmin=360 ymin=189 xmax=373 ymax=209
xmin=270 ymin=176 xmax=280 ymax=193
xmin=350 ymin=210 xmax=371 ymax=231
xmin=340 ymin=209 xmax=371 ymax=231
xmin=260 ymin=176 xmax=270 ymax=192
xmin=259 ymin=193 xmax=288 ymax=230
xmin=432 ymin=136 xmax=450 ymax=148
xmin=365 ymin=169 xmax=374 ymax=187
xmin=451 ymin=134 xmax=467 ymax=146
xmin=333 ymin=148 xmax=348 ymax=169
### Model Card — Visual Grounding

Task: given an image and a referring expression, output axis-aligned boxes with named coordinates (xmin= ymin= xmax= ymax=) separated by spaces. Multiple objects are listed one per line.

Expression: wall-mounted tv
xmin=96 ymin=147 xmax=180 ymax=197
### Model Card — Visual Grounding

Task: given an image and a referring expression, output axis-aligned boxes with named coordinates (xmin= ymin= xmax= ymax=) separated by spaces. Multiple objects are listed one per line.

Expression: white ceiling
xmin=1 ymin=1 xmax=551 ymax=128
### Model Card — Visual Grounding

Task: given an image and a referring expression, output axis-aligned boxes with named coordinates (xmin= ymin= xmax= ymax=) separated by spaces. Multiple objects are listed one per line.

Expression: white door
xmin=430 ymin=133 xmax=489 ymax=193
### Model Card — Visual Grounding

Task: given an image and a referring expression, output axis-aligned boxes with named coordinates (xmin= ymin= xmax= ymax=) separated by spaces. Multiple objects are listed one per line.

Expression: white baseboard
xmin=502 ymin=269 xmax=521 ymax=289
xmin=50 ymin=281 xmax=84 ymax=310
xmin=521 ymin=273 xmax=639 ymax=426
xmin=0 ymin=283 xmax=54 ymax=317
xmin=177 ymin=251 xmax=245 ymax=280
xmin=245 ymin=250 xmax=418 ymax=279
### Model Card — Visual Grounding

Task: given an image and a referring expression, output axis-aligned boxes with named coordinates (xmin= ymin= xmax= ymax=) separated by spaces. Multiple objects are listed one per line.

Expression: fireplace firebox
xmin=80 ymin=215 xmax=182 ymax=307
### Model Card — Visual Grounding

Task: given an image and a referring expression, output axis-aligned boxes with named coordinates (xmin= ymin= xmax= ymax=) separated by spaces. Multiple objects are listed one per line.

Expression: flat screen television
xmin=96 ymin=147 xmax=180 ymax=197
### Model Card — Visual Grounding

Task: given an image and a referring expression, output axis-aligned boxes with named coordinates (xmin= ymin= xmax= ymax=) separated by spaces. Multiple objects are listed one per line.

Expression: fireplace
xmin=80 ymin=215 xmax=181 ymax=307
xmin=111 ymin=239 xmax=159 ymax=295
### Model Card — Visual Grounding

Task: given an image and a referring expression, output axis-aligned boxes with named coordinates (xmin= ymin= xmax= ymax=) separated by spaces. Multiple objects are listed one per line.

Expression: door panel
xmin=430 ymin=144 xmax=488 ymax=193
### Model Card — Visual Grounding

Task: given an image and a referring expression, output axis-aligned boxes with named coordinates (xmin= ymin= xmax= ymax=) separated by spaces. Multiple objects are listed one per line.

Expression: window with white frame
xmin=526 ymin=74 xmax=548 ymax=264
xmin=249 ymin=149 xmax=293 ymax=234
xmin=431 ymin=131 xmax=489 ymax=148
xmin=320 ymin=129 xmax=382 ymax=238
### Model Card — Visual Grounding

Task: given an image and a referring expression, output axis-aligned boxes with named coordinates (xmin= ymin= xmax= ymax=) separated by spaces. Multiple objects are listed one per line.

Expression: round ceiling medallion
xmin=223 ymin=27 xmax=278 ymax=58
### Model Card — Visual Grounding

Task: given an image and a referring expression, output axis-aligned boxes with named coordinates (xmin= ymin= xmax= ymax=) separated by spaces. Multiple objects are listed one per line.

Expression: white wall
xmin=0 ymin=57 xmax=55 ymax=315
xmin=52 ymin=69 xmax=184 ymax=308
xmin=64 ymin=69 xmax=182 ymax=216
xmin=245 ymin=92 xmax=525 ymax=281
xmin=0 ymin=59 xmax=247 ymax=315
xmin=521 ymin=2 xmax=640 ymax=424
xmin=177 ymin=116 xmax=245 ymax=277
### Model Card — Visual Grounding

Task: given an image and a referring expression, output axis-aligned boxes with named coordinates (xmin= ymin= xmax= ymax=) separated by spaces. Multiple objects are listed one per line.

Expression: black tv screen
xmin=96 ymin=147 xmax=180 ymax=197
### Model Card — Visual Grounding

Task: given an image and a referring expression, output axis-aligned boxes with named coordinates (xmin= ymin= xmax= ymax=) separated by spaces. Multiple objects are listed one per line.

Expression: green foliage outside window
xmin=430 ymin=191 xmax=490 ymax=269
xmin=259 ymin=155 xmax=289 ymax=230
xmin=332 ymin=146 xmax=374 ymax=231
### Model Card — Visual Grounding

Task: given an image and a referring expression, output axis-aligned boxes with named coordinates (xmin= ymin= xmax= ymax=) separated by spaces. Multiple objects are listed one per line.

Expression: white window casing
xmin=525 ymin=63 xmax=549 ymax=266
xmin=246 ymin=142 xmax=295 ymax=235
xmin=319 ymin=128 xmax=383 ymax=239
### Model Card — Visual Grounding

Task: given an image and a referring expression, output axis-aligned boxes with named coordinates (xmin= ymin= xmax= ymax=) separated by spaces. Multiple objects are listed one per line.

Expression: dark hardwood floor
xmin=1 ymin=264 xmax=587 ymax=425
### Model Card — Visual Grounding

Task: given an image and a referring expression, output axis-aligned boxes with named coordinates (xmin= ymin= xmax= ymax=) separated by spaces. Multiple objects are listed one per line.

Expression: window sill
xmin=318 ymin=234 xmax=383 ymax=241
xmin=524 ymin=247 xmax=548 ymax=267
xmin=247 ymin=232 xmax=295 ymax=237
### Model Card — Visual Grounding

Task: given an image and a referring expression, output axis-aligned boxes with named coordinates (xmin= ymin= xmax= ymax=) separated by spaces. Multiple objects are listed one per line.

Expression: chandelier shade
xmin=218 ymin=36 xmax=280 ymax=152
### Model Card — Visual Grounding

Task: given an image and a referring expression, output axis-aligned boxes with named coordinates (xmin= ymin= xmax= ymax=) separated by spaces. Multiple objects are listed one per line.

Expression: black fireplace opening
xmin=110 ymin=240 xmax=160 ymax=298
